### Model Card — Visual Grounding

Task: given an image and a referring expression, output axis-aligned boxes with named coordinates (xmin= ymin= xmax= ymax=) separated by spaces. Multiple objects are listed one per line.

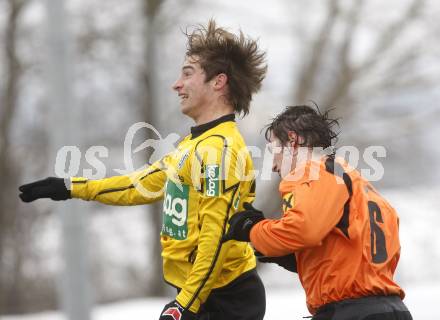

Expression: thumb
xmin=19 ymin=192 xmax=36 ymax=203
xmin=244 ymin=202 xmax=263 ymax=215
xmin=243 ymin=202 xmax=255 ymax=211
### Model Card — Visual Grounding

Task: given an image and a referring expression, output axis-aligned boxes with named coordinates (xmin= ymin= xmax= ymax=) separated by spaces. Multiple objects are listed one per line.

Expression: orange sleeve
xmin=250 ymin=171 xmax=349 ymax=256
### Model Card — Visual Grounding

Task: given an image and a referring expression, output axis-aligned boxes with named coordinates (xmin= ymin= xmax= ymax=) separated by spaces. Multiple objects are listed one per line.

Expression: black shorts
xmin=312 ymin=295 xmax=412 ymax=320
xmin=196 ymin=268 xmax=266 ymax=320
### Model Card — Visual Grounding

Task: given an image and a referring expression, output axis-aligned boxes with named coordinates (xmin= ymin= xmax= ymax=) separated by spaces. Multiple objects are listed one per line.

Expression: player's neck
xmin=193 ymin=103 xmax=234 ymax=126
xmin=288 ymin=148 xmax=314 ymax=174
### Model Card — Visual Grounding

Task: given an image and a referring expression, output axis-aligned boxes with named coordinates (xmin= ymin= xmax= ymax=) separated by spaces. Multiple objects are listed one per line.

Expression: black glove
xmin=223 ymin=202 xmax=265 ymax=242
xmin=159 ymin=300 xmax=197 ymax=320
xmin=255 ymin=251 xmax=298 ymax=273
xmin=19 ymin=177 xmax=71 ymax=202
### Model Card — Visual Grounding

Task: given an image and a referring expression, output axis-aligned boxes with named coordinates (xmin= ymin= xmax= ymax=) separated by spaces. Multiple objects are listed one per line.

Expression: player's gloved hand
xmin=159 ymin=300 xmax=197 ymax=320
xmin=255 ymin=251 xmax=298 ymax=273
xmin=222 ymin=202 xmax=265 ymax=242
xmin=19 ymin=177 xmax=71 ymax=202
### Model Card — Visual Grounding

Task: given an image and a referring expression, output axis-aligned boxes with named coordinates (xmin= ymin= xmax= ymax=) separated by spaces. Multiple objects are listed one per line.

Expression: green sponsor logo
xmin=205 ymin=164 xmax=220 ymax=197
xmin=162 ymin=180 xmax=189 ymax=240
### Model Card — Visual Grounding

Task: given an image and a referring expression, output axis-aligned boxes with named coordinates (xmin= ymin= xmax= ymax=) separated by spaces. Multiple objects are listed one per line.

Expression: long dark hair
xmin=264 ymin=104 xmax=340 ymax=148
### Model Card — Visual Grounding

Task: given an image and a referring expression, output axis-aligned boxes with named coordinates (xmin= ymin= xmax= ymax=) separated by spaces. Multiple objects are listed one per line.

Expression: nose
xmin=172 ymin=77 xmax=183 ymax=91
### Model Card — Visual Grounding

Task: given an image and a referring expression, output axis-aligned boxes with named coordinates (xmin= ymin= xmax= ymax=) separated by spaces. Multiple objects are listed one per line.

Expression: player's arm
xmin=70 ymin=161 xmax=167 ymax=205
xmin=175 ymin=136 xmax=244 ymax=313
xmin=250 ymin=170 xmax=349 ymax=256
xmin=19 ymin=159 xmax=168 ymax=205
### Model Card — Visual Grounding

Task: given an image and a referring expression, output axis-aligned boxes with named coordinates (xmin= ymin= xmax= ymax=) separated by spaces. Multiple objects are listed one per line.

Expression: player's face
xmin=172 ymin=55 xmax=213 ymax=120
xmin=268 ymin=132 xmax=298 ymax=178
xmin=268 ymin=134 xmax=285 ymax=177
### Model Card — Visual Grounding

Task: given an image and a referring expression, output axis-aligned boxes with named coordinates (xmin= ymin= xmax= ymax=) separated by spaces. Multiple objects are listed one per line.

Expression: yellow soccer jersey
xmin=70 ymin=114 xmax=257 ymax=312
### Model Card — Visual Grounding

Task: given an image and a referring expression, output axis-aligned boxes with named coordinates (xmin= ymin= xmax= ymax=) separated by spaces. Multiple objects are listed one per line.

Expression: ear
xmin=287 ymin=131 xmax=298 ymax=148
xmin=212 ymin=73 xmax=228 ymax=90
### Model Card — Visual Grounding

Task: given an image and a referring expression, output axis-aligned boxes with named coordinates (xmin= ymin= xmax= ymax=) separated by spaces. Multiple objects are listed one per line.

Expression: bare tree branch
xmin=294 ymin=0 xmax=340 ymax=103
xmin=356 ymin=0 xmax=425 ymax=74
xmin=0 ymin=0 xmax=27 ymax=312
xmin=347 ymin=106 xmax=440 ymax=143
xmin=140 ymin=0 xmax=167 ymax=297
xmin=323 ymin=0 xmax=364 ymax=109
xmin=360 ymin=73 xmax=440 ymax=100
xmin=0 ymin=0 xmax=25 ymax=158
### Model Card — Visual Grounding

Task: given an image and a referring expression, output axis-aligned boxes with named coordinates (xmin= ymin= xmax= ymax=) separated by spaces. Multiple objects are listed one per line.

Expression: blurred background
xmin=1 ymin=0 xmax=439 ymax=319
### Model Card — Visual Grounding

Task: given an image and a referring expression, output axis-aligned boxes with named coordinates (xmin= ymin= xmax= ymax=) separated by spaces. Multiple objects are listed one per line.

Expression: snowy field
xmin=3 ymin=282 xmax=438 ymax=319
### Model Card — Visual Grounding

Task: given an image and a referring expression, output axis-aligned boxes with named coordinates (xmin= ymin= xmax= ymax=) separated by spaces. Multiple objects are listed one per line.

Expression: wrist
xmin=70 ymin=177 xmax=88 ymax=199
xmin=176 ymin=290 xmax=200 ymax=314
xmin=161 ymin=299 xmax=197 ymax=320
xmin=64 ymin=178 xmax=71 ymax=191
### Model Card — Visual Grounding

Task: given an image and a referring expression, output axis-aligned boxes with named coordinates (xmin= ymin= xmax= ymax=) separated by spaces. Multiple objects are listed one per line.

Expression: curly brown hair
xmin=185 ymin=19 xmax=267 ymax=116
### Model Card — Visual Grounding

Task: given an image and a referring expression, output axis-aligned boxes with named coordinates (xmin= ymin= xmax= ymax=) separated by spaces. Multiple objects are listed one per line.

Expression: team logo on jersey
xmin=177 ymin=149 xmax=190 ymax=170
xmin=282 ymin=193 xmax=294 ymax=212
xmin=205 ymin=164 xmax=220 ymax=197
xmin=162 ymin=180 xmax=189 ymax=240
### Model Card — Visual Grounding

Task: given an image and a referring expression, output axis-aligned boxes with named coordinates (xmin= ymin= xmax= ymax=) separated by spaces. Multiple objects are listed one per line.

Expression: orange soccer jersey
xmin=250 ymin=157 xmax=404 ymax=314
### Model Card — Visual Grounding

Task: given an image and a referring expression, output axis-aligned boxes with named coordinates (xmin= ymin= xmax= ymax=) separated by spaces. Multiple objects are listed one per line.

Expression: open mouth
xmin=179 ymin=94 xmax=188 ymax=102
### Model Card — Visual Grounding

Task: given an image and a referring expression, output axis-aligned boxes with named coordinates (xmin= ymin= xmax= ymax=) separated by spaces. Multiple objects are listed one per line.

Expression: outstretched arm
xmin=19 ymin=160 xmax=168 ymax=206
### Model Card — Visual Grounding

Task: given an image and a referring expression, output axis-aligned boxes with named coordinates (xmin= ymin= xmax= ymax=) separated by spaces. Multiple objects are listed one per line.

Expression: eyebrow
xmin=182 ymin=65 xmax=195 ymax=72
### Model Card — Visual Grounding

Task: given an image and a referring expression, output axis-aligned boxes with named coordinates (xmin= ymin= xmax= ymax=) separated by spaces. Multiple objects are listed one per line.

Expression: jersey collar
xmin=190 ymin=114 xmax=235 ymax=139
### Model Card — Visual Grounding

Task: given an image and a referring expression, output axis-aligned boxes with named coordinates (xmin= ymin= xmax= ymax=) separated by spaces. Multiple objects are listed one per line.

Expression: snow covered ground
xmin=3 ymin=282 xmax=438 ymax=319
